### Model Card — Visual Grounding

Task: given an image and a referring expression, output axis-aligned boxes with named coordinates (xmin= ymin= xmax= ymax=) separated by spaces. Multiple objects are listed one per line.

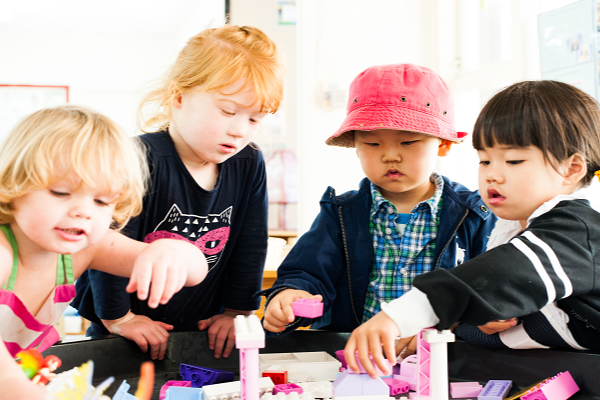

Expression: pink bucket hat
xmin=326 ymin=63 xmax=467 ymax=148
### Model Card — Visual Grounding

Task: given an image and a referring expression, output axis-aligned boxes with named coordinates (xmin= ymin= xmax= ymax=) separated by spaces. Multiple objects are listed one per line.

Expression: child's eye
xmin=249 ymin=118 xmax=259 ymax=124
xmin=365 ymin=142 xmax=379 ymax=147
xmin=50 ymin=190 xmax=70 ymax=197
xmin=507 ymin=160 xmax=524 ymax=165
xmin=94 ymin=199 xmax=110 ymax=206
xmin=402 ymin=140 xmax=418 ymax=145
xmin=479 ymin=161 xmax=490 ymax=166
xmin=222 ymin=110 xmax=235 ymax=116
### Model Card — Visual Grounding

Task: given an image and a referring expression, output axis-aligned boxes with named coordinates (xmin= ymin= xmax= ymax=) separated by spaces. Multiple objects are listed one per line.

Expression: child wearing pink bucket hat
xmin=260 ymin=63 xmax=496 ymax=346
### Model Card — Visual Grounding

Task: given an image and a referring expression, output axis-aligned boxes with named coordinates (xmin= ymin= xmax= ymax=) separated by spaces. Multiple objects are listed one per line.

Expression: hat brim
xmin=326 ymin=104 xmax=467 ymax=148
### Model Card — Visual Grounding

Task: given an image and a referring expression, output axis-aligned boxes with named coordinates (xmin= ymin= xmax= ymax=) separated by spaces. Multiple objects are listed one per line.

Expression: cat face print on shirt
xmin=144 ymin=204 xmax=231 ymax=271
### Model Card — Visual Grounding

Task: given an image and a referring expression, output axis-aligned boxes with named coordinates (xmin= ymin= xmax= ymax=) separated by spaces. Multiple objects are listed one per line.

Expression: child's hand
xmin=263 ymin=289 xmax=322 ymax=333
xmin=102 ymin=312 xmax=173 ymax=360
xmin=344 ymin=311 xmax=400 ymax=379
xmin=478 ymin=318 xmax=517 ymax=334
xmin=395 ymin=334 xmax=417 ymax=361
xmin=197 ymin=309 xmax=251 ymax=359
xmin=125 ymin=239 xmax=207 ymax=308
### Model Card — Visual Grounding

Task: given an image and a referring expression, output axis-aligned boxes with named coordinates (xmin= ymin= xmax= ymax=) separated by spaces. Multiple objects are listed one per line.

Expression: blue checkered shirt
xmin=362 ymin=173 xmax=444 ymax=322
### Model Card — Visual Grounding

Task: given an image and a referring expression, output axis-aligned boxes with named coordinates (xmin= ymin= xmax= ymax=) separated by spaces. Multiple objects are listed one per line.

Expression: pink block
xmin=520 ymin=371 xmax=579 ymax=400
xmin=335 ymin=349 xmax=392 ymax=376
xmin=383 ymin=378 xmax=410 ymax=395
xmin=450 ymin=382 xmax=483 ymax=398
xmin=291 ymin=298 xmax=323 ymax=318
xmin=273 ymin=383 xmax=303 ymax=395
xmin=159 ymin=380 xmax=192 ymax=400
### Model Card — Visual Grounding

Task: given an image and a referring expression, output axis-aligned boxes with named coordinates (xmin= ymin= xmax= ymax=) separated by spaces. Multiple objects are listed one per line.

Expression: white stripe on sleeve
xmin=510 ymin=237 xmax=556 ymax=305
xmin=380 ymin=288 xmax=439 ymax=338
xmin=521 ymin=231 xmax=573 ymax=298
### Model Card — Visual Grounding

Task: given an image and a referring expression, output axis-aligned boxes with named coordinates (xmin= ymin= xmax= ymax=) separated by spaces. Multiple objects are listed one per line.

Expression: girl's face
xmin=169 ymin=80 xmax=268 ymax=166
xmin=11 ymin=171 xmax=118 ymax=256
xmin=478 ymin=144 xmax=573 ymax=227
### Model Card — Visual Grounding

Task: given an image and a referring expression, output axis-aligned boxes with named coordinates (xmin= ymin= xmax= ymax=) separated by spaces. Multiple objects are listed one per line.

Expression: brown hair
xmin=138 ymin=25 xmax=284 ymax=132
xmin=473 ymin=80 xmax=600 ymax=186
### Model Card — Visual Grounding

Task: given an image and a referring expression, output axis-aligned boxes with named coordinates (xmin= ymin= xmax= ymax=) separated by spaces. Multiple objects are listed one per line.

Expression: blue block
xmin=164 ymin=386 xmax=203 ymax=400
xmin=112 ymin=380 xmax=138 ymax=400
xmin=478 ymin=380 xmax=512 ymax=400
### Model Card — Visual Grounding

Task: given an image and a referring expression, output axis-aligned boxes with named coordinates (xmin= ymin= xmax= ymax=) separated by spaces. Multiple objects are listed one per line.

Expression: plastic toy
xmin=163 ymin=386 xmax=202 ymax=400
xmin=519 ymin=371 xmax=579 ymax=400
xmin=159 ymin=381 xmax=192 ymax=400
xmin=478 ymin=380 xmax=512 ymax=400
xmin=296 ymin=381 xmax=333 ymax=398
xmin=16 ymin=348 xmax=44 ymax=379
xmin=32 ymin=354 xmax=62 ymax=385
xmin=273 ymin=383 xmax=303 ymax=395
xmin=113 ymin=380 xmax=138 ymax=400
xmin=180 ymin=363 xmax=235 ymax=387
xmin=259 ymin=351 xmax=341 ymax=382
xmin=235 ymin=315 xmax=266 ymax=400
xmin=45 ymin=360 xmax=114 ymax=400
xmin=394 ymin=354 xmax=417 ymax=391
xmin=260 ymin=393 xmax=315 ymax=400
xmin=291 ymin=298 xmax=323 ymax=318
xmin=382 ymin=377 xmax=410 ymax=395
xmin=422 ymin=329 xmax=455 ymax=400
xmin=263 ymin=370 xmax=288 ymax=385
xmin=202 ymin=377 xmax=275 ymax=400
xmin=134 ymin=361 xmax=154 ymax=400
xmin=335 ymin=349 xmax=392 ymax=376
xmin=332 ymin=369 xmax=392 ymax=399
xmin=450 ymin=382 xmax=483 ymax=398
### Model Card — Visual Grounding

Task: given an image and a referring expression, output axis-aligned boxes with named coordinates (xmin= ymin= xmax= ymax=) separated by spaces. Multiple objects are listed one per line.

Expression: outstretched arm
xmin=81 ymin=230 xmax=208 ymax=308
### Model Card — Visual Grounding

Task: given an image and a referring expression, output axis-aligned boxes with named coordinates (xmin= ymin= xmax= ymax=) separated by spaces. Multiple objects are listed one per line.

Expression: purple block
xmin=383 ymin=378 xmax=410 ymax=395
xmin=450 ymin=382 xmax=483 ymax=398
xmin=291 ymin=298 xmax=323 ymax=318
xmin=159 ymin=381 xmax=192 ymax=400
xmin=273 ymin=383 xmax=303 ymax=395
xmin=179 ymin=364 xmax=234 ymax=387
xmin=332 ymin=369 xmax=389 ymax=397
xmin=478 ymin=380 xmax=512 ymax=400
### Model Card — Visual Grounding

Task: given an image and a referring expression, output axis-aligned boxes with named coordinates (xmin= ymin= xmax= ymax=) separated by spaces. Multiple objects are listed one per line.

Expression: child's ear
xmin=437 ymin=140 xmax=454 ymax=157
xmin=170 ymin=83 xmax=183 ymax=109
xmin=562 ymin=153 xmax=587 ymax=185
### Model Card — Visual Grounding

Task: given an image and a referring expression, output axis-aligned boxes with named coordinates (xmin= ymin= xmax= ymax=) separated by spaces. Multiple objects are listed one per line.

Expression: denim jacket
xmin=258 ymin=176 xmax=497 ymax=335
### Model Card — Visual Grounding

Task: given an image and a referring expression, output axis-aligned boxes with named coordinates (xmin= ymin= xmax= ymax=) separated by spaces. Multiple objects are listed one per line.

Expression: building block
xmin=422 ymin=329 xmax=455 ymax=400
xmin=160 ymin=380 xmax=192 ymax=400
xmin=291 ymin=298 xmax=323 ymax=318
xmin=164 ymin=386 xmax=202 ymax=400
xmin=112 ymin=380 xmax=138 ymax=400
xmin=202 ymin=377 xmax=274 ymax=400
xmin=273 ymin=383 xmax=303 ymax=395
xmin=260 ymin=392 xmax=315 ymax=400
xmin=179 ymin=364 xmax=234 ymax=387
xmin=477 ymin=380 xmax=512 ymax=400
xmin=394 ymin=354 xmax=418 ymax=391
xmin=383 ymin=377 xmax=410 ymax=395
xmin=334 ymin=349 xmax=392 ymax=376
xmin=263 ymin=370 xmax=288 ymax=385
xmin=519 ymin=371 xmax=579 ymax=400
xmin=259 ymin=351 xmax=340 ymax=382
xmin=296 ymin=381 xmax=333 ymax=398
xmin=450 ymin=382 xmax=483 ymax=398
xmin=235 ymin=315 xmax=266 ymax=400
xmin=333 ymin=369 xmax=389 ymax=397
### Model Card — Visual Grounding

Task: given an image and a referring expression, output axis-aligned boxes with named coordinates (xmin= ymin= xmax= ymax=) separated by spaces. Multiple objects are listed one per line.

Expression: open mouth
xmin=487 ymin=189 xmax=506 ymax=204
xmin=60 ymin=228 xmax=85 ymax=235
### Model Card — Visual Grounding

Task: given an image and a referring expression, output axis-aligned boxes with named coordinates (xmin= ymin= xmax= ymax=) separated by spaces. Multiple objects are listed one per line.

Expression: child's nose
xmin=382 ymin=147 xmax=401 ymax=162
xmin=228 ymin=119 xmax=249 ymax=139
xmin=70 ymin=200 xmax=93 ymax=219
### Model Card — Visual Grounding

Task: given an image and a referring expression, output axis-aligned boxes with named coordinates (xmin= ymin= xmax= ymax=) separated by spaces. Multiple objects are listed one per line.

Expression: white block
xmin=260 ymin=352 xmax=341 ymax=382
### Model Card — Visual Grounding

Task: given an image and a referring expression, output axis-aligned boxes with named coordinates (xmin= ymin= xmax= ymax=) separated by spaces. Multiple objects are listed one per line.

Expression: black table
xmin=43 ymin=331 xmax=600 ymax=399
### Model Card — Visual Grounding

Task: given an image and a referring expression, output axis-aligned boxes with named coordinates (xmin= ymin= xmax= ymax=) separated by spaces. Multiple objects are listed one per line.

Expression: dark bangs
xmin=472 ymin=81 xmax=600 ymax=185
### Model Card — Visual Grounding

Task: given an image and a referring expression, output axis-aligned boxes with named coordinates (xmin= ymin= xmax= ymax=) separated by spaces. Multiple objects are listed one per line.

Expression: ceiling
xmin=0 ymin=0 xmax=224 ymax=34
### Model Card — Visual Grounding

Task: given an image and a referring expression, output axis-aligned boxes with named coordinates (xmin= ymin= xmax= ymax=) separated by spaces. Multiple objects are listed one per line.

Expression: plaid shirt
xmin=362 ymin=173 xmax=444 ymax=322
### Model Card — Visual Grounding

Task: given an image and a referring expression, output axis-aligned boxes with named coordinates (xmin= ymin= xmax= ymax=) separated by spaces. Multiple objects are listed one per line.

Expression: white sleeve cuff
xmin=380 ymin=288 xmax=440 ymax=338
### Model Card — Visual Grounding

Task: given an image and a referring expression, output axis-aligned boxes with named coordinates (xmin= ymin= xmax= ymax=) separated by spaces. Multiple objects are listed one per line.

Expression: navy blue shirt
xmin=72 ymin=131 xmax=268 ymax=332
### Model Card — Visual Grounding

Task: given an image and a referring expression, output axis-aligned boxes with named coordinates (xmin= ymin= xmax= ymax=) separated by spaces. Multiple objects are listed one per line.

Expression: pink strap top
xmin=0 ymin=225 xmax=76 ymax=357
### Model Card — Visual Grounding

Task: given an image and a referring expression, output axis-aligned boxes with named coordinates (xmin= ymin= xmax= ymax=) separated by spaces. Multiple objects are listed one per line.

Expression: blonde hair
xmin=0 ymin=105 xmax=148 ymax=229
xmin=138 ymin=25 xmax=284 ymax=132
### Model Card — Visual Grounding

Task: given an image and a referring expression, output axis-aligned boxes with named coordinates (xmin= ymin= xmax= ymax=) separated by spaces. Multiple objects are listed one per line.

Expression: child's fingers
xmin=147 ymin=264 xmax=168 ymax=308
xmin=344 ymin=336 xmax=359 ymax=373
xmin=359 ymin=333 xmax=381 ymax=378
xmin=159 ymin=269 xmax=180 ymax=305
xmin=381 ymin=334 xmax=397 ymax=372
